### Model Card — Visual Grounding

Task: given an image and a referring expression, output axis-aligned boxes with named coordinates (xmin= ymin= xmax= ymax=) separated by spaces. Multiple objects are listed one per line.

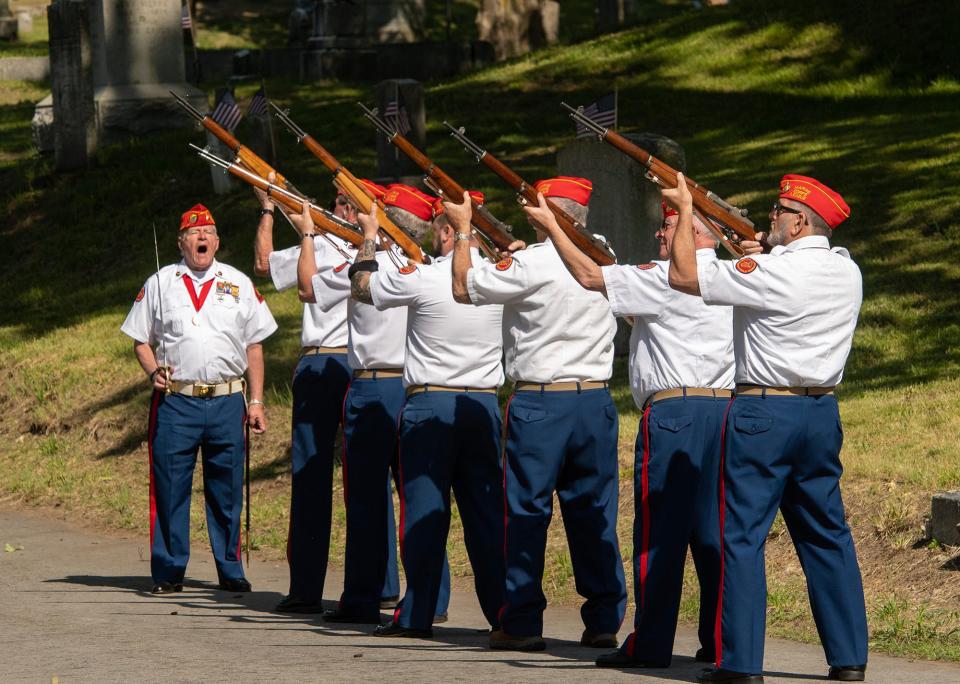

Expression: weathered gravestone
xmin=89 ymin=0 xmax=206 ymax=144
xmin=0 ymin=0 xmax=17 ymax=40
xmin=47 ymin=0 xmax=97 ymax=171
xmin=374 ymin=79 xmax=426 ymax=181
xmin=34 ymin=0 xmax=206 ymax=152
xmin=929 ymin=491 xmax=960 ymax=547
xmin=557 ymin=133 xmax=685 ymax=354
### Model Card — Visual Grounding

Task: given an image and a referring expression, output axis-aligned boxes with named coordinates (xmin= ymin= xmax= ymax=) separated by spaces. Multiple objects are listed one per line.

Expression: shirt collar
xmin=784 ymin=235 xmax=831 ymax=252
xmin=178 ymin=259 xmax=220 ymax=283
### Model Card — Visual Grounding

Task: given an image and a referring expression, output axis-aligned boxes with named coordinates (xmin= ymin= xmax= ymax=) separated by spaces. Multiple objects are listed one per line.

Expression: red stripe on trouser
xmin=638 ymin=406 xmax=652 ymax=611
xmin=496 ymin=392 xmax=516 ymax=626
xmin=238 ymin=406 xmax=247 ymax=560
xmin=337 ymin=381 xmax=351 ymax=610
xmin=714 ymin=397 xmax=735 ymax=668
xmin=392 ymin=395 xmax=407 ymax=624
xmin=147 ymin=391 xmax=161 ymax=554
xmin=340 ymin=382 xmax=352 ymax=509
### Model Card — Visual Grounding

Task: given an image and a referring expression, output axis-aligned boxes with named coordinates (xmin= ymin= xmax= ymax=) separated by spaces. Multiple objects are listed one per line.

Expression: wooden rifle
xmin=270 ymin=103 xmax=426 ymax=264
xmin=562 ymin=101 xmax=756 ymax=257
xmin=170 ymin=90 xmax=304 ymax=198
xmin=190 ymin=144 xmax=363 ymax=248
xmin=443 ymin=121 xmax=616 ymax=266
xmin=357 ymin=102 xmax=515 ymax=259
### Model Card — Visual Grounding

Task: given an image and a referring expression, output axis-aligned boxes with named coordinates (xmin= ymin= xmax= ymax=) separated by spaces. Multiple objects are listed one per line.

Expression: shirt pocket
xmin=161 ymin=302 xmax=191 ymax=337
xmin=733 ymin=413 xmax=773 ymax=435
xmin=656 ymin=415 xmax=693 ymax=433
xmin=209 ymin=297 xmax=243 ymax=328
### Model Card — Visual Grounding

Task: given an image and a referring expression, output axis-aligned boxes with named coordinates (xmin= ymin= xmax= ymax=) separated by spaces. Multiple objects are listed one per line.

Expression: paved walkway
xmin=1 ymin=507 xmax=958 ymax=683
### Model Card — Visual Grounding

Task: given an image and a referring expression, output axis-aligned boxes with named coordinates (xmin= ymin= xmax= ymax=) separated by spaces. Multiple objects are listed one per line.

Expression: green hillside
xmin=2 ymin=0 xmax=959 ymax=662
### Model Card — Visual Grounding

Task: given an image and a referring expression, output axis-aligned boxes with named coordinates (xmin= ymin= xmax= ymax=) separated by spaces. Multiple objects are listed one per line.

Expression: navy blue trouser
xmin=717 ymin=394 xmax=868 ymax=674
xmin=340 ymin=376 xmax=450 ymax=616
xmin=286 ymin=352 xmax=350 ymax=602
xmin=393 ymin=390 xmax=505 ymax=630
xmin=620 ymin=395 xmax=724 ymax=665
xmin=501 ymin=387 xmax=627 ymax=637
xmin=148 ymin=391 xmax=246 ymax=585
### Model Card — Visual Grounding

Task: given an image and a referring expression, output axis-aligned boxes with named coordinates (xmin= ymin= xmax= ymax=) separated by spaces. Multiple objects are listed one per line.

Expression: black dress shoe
xmin=373 ymin=621 xmax=433 ymax=638
xmin=322 ymin=608 xmax=382 ymax=625
xmin=219 ymin=577 xmax=252 ymax=593
xmin=275 ymin=594 xmax=323 ymax=613
xmin=595 ymin=650 xmax=666 ymax=668
xmin=695 ymin=647 xmax=716 ymax=663
xmin=150 ymin=581 xmax=183 ymax=594
xmin=379 ymin=595 xmax=400 ymax=609
xmin=432 ymin=613 xmax=448 ymax=624
xmin=697 ymin=667 xmax=764 ymax=683
xmin=828 ymin=665 xmax=866 ymax=681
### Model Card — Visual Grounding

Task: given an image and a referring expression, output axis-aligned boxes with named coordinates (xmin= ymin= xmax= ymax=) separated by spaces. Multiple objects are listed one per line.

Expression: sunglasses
xmin=772 ymin=201 xmax=803 ymax=217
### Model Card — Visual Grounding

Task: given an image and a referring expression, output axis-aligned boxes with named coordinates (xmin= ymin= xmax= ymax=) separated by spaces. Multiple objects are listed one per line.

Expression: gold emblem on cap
xmin=782 ymin=182 xmax=791 ymax=192
xmin=190 ymin=213 xmax=198 ymax=223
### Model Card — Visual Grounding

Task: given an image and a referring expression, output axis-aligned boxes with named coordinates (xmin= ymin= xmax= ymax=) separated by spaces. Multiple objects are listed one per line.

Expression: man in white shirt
xmin=348 ymin=192 xmax=506 ymax=638
xmin=668 ymin=173 xmax=868 ymax=684
xmin=529 ymin=195 xmax=745 ymax=668
xmin=253 ymin=180 xmax=356 ymax=613
xmin=121 ymin=204 xmax=277 ymax=594
xmin=449 ymin=178 xmax=627 ymax=652
xmin=297 ymin=185 xmax=451 ymax=625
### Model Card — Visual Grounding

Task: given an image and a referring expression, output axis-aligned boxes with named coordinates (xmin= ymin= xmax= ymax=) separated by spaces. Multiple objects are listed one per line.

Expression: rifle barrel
xmin=560 ymin=101 xmax=607 ymax=137
xmin=170 ymin=90 xmax=206 ymax=121
xmin=443 ymin=121 xmax=485 ymax=159
xmin=269 ymin=101 xmax=307 ymax=140
xmin=357 ymin=102 xmax=397 ymax=139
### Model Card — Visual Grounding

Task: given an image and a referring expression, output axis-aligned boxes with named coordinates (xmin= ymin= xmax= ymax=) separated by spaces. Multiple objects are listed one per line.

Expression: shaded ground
xmin=4 ymin=505 xmax=960 ymax=683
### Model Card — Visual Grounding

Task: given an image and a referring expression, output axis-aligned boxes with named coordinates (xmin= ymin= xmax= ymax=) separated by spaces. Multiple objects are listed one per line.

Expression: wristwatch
xmin=302 ymin=233 xmax=317 ymax=240
xmin=248 ymin=399 xmax=265 ymax=408
xmin=258 ymin=207 xmax=275 ymax=218
xmin=454 ymin=231 xmax=472 ymax=242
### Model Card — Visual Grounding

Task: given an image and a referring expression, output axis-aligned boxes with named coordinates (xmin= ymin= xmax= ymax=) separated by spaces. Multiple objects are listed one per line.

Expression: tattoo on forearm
xmin=351 ymin=272 xmax=373 ymax=303
xmin=358 ymin=238 xmax=376 ymax=262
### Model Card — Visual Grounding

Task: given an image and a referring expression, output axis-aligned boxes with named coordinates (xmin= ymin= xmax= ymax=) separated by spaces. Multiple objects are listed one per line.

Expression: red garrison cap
xmin=432 ymin=190 xmax=485 ymax=219
xmin=357 ymin=179 xmax=387 ymax=200
xmin=662 ymin=201 xmax=678 ymax=219
xmin=383 ymin=183 xmax=436 ymax=222
xmin=779 ymin=175 xmax=850 ymax=229
xmin=533 ymin=176 xmax=592 ymax=206
xmin=179 ymin=203 xmax=215 ymax=231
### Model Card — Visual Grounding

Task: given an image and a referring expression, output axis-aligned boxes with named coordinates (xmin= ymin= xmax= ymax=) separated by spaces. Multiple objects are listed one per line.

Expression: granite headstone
xmin=47 ymin=0 xmax=96 ymax=170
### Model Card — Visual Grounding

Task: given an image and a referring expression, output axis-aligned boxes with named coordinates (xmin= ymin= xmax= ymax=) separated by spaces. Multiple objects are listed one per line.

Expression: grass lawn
xmin=2 ymin=0 xmax=960 ymax=664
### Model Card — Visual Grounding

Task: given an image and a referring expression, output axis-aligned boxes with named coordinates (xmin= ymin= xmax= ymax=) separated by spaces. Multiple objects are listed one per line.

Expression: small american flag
xmin=211 ymin=90 xmax=242 ymax=132
xmin=180 ymin=4 xmax=192 ymax=30
xmin=384 ymin=97 xmax=411 ymax=135
xmin=575 ymin=93 xmax=617 ymax=138
xmin=247 ymin=86 xmax=268 ymax=117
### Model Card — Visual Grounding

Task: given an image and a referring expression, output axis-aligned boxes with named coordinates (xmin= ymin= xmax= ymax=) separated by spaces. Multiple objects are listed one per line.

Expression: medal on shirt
xmin=191 ymin=314 xmax=200 ymax=326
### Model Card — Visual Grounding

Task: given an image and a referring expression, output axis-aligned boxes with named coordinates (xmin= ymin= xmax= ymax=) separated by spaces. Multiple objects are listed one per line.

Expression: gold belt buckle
xmin=194 ymin=384 xmax=213 ymax=398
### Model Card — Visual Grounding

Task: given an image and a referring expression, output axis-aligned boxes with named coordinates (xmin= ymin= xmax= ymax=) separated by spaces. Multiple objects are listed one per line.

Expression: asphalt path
xmin=2 ymin=507 xmax=958 ymax=683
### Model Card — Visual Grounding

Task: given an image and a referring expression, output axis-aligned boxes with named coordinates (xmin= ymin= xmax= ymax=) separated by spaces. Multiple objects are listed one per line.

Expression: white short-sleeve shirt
xmin=267 ymin=236 xmax=353 ymax=348
xmin=370 ymin=249 xmax=504 ymax=388
xmin=466 ymin=239 xmax=615 ymax=383
xmin=121 ymin=259 xmax=278 ymax=383
xmin=602 ymin=249 xmax=734 ymax=407
xmin=312 ymin=249 xmax=407 ymax=370
xmin=697 ymin=235 xmax=862 ymax=387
